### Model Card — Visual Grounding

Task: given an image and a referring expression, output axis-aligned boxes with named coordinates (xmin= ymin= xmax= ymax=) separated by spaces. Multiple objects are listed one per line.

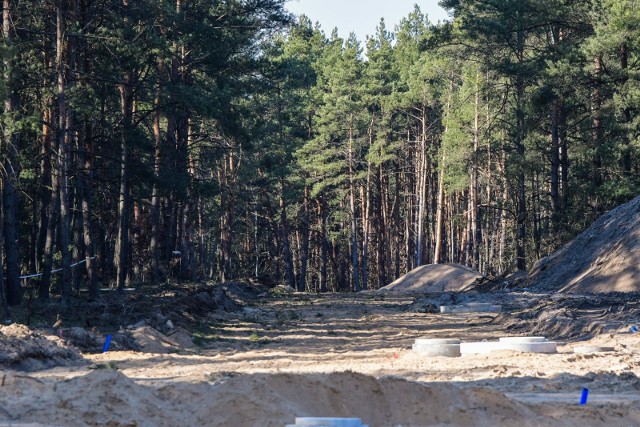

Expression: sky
xmin=284 ymin=0 xmax=450 ymax=43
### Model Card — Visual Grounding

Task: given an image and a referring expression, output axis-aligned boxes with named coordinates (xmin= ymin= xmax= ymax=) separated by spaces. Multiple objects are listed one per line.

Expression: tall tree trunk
xmin=498 ymin=143 xmax=508 ymax=274
xmin=0 ymin=193 xmax=11 ymax=318
xmin=319 ymin=197 xmax=327 ymax=293
xmin=217 ymin=146 xmax=239 ymax=282
xmin=620 ymin=43 xmax=632 ymax=175
xmin=470 ymin=72 xmax=481 ymax=269
xmin=116 ymin=73 xmax=133 ymax=292
xmin=375 ymin=165 xmax=386 ymax=288
xmin=57 ymin=0 xmax=73 ymax=305
xmin=298 ymin=186 xmax=309 ymax=291
xmin=150 ymin=59 xmax=164 ymax=284
xmin=82 ymin=123 xmax=97 ymax=299
xmin=0 ymin=178 xmax=10 ymax=317
xmin=515 ymin=24 xmax=527 ymax=271
xmin=592 ymin=54 xmax=603 ymax=188
xmin=435 ymin=74 xmax=455 ymax=264
xmin=550 ymin=97 xmax=561 ymax=223
xmin=280 ymin=179 xmax=295 ymax=289
xmin=37 ymin=106 xmax=53 ymax=273
xmin=434 ymin=162 xmax=445 ymax=264
xmin=560 ymin=119 xmax=569 ymax=206
xmin=72 ymin=121 xmax=85 ymax=293
xmin=415 ymin=108 xmax=427 ymax=267
xmin=40 ymin=130 xmax=61 ymax=300
xmin=361 ymin=119 xmax=373 ymax=290
xmin=347 ymin=114 xmax=360 ymax=291
xmin=2 ymin=0 xmax=21 ymax=306
xmin=393 ymin=156 xmax=401 ymax=280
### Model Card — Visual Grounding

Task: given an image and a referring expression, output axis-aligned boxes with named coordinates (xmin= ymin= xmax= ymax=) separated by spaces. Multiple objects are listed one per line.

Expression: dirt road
xmin=1 ymin=292 xmax=640 ymax=426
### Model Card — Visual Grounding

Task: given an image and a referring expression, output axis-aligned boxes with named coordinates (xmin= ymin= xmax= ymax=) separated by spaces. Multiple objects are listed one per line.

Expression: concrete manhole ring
xmin=412 ymin=342 xmax=461 ymax=357
xmin=573 ymin=345 xmax=615 ymax=354
xmin=414 ymin=338 xmax=461 ymax=345
xmin=499 ymin=337 xmax=548 ymax=343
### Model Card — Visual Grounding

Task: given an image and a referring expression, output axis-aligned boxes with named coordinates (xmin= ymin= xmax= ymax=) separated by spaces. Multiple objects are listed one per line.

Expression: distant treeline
xmin=0 ymin=0 xmax=638 ymax=312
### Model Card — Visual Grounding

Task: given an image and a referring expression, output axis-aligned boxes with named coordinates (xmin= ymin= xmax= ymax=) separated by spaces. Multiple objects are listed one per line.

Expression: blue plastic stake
xmin=579 ymin=388 xmax=589 ymax=405
xmin=102 ymin=334 xmax=112 ymax=353
xmin=631 ymin=325 xmax=638 ymax=333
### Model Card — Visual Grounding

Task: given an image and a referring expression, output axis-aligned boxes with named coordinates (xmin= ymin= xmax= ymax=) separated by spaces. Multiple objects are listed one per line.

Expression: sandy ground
xmin=1 ymin=291 xmax=640 ymax=426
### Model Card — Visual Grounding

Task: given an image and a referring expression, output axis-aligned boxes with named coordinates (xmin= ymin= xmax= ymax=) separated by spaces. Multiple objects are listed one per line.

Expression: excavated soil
xmin=380 ymin=263 xmax=485 ymax=292
xmin=1 ymin=291 xmax=640 ymax=427
xmin=527 ymin=194 xmax=640 ymax=293
xmin=0 ymin=324 xmax=82 ymax=371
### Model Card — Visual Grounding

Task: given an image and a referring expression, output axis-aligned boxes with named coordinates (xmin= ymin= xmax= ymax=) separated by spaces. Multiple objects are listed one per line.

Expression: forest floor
xmin=1 ymin=284 xmax=640 ymax=426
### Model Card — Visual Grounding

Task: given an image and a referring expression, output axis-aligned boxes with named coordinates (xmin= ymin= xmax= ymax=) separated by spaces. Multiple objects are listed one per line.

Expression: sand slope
xmin=0 ymin=369 xmax=569 ymax=427
xmin=527 ymin=194 xmax=640 ymax=293
xmin=380 ymin=263 xmax=484 ymax=292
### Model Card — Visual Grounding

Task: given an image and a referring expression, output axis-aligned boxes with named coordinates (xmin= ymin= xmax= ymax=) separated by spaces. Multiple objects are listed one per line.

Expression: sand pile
xmin=380 ymin=263 xmax=484 ymax=292
xmin=130 ymin=326 xmax=195 ymax=353
xmin=0 ymin=324 xmax=82 ymax=371
xmin=0 ymin=370 xmax=567 ymax=427
xmin=527 ymin=194 xmax=640 ymax=293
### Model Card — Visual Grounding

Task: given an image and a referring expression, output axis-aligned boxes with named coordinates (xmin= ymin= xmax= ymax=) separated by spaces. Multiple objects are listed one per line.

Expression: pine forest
xmin=1 ymin=0 xmax=639 ymax=313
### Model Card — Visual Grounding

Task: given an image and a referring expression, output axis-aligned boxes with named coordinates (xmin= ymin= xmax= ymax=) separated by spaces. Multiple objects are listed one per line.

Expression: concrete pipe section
xmin=412 ymin=338 xmax=462 ymax=357
xmin=286 ymin=418 xmax=368 ymax=427
xmin=461 ymin=337 xmax=558 ymax=355
xmin=573 ymin=345 xmax=616 ymax=354
xmin=499 ymin=337 xmax=548 ymax=343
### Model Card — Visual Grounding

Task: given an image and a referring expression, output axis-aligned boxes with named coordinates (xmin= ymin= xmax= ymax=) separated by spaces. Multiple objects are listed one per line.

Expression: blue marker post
xmin=579 ymin=388 xmax=589 ymax=405
xmin=102 ymin=335 xmax=112 ymax=353
xmin=631 ymin=325 xmax=638 ymax=333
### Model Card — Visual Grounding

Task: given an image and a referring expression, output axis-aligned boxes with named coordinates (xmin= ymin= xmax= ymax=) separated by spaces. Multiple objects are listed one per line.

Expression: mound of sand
xmin=0 ymin=370 xmax=556 ymax=427
xmin=0 ymin=324 xmax=82 ymax=371
xmin=380 ymin=263 xmax=484 ymax=292
xmin=527 ymin=194 xmax=640 ymax=293
xmin=130 ymin=326 xmax=195 ymax=353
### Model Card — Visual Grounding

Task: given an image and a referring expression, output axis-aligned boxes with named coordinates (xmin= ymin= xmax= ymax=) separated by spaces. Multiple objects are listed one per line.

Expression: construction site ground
xmin=1 ymin=289 xmax=640 ymax=427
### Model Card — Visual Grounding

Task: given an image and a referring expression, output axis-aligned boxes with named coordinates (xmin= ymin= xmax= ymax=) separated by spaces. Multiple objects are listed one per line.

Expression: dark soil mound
xmin=0 ymin=324 xmax=83 ymax=371
xmin=493 ymin=292 xmax=640 ymax=340
xmin=527 ymin=194 xmax=640 ymax=293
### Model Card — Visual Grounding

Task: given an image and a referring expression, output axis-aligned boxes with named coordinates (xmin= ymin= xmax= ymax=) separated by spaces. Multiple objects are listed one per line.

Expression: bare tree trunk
xmin=116 ymin=73 xmax=133 ymax=292
xmin=150 ymin=60 xmax=163 ymax=284
xmin=0 ymin=178 xmax=10 ymax=317
xmin=592 ymin=54 xmax=603 ymax=189
xmin=217 ymin=146 xmax=239 ymax=282
xmin=393 ymin=157 xmax=401 ymax=280
xmin=550 ymin=98 xmax=561 ymax=223
xmin=620 ymin=43 xmax=632 ymax=175
xmin=498 ymin=143 xmax=508 ymax=274
xmin=375 ymin=164 xmax=386 ymax=288
xmin=82 ymin=123 xmax=97 ymax=299
xmin=347 ymin=114 xmax=360 ymax=291
xmin=435 ymin=74 xmax=455 ymax=264
xmin=2 ymin=0 xmax=21 ymax=306
xmin=37 ymin=106 xmax=53 ymax=273
xmin=319 ymin=197 xmax=327 ymax=293
xmin=415 ymin=108 xmax=427 ymax=267
xmin=56 ymin=0 xmax=73 ymax=305
xmin=515 ymin=37 xmax=527 ymax=271
xmin=40 ymin=129 xmax=60 ymax=300
xmin=361 ymin=119 xmax=373 ymax=290
xmin=73 ymin=121 xmax=85 ymax=293
xmin=470 ymin=72 xmax=481 ymax=269
xmin=280 ymin=179 xmax=295 ymax=289
xmin=298 ymin=186 xmax=309 ymax=291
